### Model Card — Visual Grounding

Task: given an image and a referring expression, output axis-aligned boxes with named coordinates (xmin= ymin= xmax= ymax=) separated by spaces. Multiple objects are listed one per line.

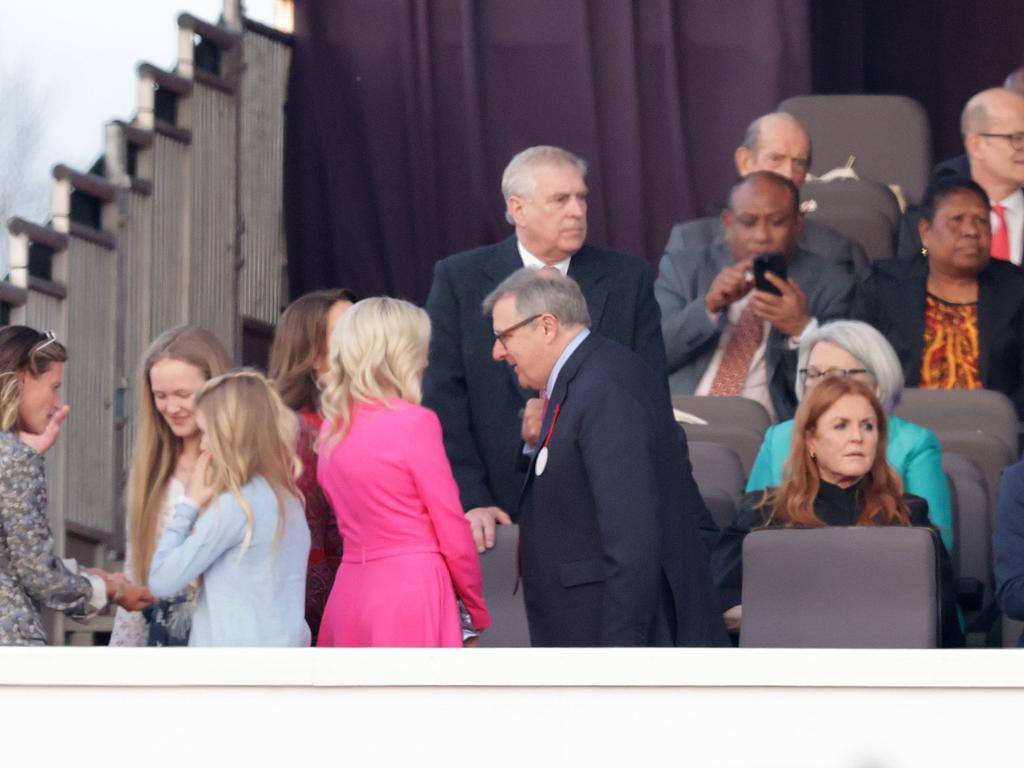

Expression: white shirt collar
xmin=546 ymin=328 xmax=590 ymax=396
xmin=517 ymin=241 xmax=571 ymax=276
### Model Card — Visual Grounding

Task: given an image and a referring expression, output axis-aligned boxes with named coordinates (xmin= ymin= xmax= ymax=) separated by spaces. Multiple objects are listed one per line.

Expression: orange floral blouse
xmin=919 ymin=293 xmax=982 ymax=390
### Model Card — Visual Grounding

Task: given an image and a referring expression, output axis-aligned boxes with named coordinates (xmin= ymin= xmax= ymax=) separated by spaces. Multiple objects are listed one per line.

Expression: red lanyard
xmin=541 ymin=404 xmax=560 ymax=450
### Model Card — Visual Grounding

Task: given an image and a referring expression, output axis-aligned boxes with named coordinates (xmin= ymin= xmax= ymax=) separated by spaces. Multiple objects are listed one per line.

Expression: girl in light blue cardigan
xmin=150 ymin=370 xmax=311 ymax=646
xmin=746 ymin=321 xmax=953 ymax=553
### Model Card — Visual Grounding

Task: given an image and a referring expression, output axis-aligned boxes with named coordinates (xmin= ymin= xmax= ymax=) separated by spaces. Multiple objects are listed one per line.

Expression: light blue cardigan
xmin=746 ymin=415 xmax=953 ymax=553
xmin=150 ymin=476 xmax=311 ymax=647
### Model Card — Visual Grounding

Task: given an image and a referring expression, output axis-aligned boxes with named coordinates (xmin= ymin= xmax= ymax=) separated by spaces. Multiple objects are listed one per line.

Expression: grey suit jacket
xmin=664 ymin=215 xmax=867 ymax=277
xmin=654 ymin=242 xmax=855 ymax=420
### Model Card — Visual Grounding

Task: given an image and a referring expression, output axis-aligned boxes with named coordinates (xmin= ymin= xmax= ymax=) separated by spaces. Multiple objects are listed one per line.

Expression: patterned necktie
xmin=991 ymin=203 xmax=1011 ymax=261
xmin=709 ymin=302 xmax=764 ymax=396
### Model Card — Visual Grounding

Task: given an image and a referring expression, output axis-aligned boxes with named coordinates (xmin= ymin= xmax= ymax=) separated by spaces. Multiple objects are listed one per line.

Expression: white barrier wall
xmin=1 ymin=648 xmax=1022 ymax=767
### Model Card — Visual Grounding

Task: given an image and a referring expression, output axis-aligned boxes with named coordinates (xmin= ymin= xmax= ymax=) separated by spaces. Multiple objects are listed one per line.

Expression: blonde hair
xmin=0 ymin=326 xmax=68 ymax=432
xmin=193 ymin=370 xmax=302 ymax=553
xmin=126 ymin=326 xmax=232 ymax=584
xmin=320 ymin=297 xmax=430 ymax=446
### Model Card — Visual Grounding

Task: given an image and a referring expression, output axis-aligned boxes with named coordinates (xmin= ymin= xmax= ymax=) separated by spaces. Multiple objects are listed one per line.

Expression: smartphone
xmin=753 ymin=252 xmax=788 ymax=296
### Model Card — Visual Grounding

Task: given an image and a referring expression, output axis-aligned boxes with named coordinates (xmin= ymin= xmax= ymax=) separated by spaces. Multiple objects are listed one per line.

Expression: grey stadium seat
xmin=801 ymin=178 xmax=901 ymax=264
xmin=740 ymin=527 xmax=940 ymax=648
xmin=688 ymin=441 xmax=747 ymax=508
xmin=476 ymin=523 xmax=530 ymax=647
xmin=779 ymin=94 xmax=932 ymax=204
xmin=893 ymin=388 xmax=1019 ymax=461
xmin=671 ymin=395 xmax=773 ymax=436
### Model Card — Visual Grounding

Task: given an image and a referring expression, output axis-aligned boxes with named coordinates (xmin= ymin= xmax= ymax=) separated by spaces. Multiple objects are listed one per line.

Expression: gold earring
xmin=920 ymin=246 xmax=928 ymax=257
xmin=810 ymin=451 xmax=816 ymax=459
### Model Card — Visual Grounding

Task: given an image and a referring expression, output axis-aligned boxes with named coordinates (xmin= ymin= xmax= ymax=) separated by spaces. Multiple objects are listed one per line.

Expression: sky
xmin=0 ymin=0 xmax=277 ymax=235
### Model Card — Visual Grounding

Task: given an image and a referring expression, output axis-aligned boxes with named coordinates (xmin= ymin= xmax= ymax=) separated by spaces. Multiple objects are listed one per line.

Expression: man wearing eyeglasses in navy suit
xmin=482 ymin=267 xmax=726 ymax=647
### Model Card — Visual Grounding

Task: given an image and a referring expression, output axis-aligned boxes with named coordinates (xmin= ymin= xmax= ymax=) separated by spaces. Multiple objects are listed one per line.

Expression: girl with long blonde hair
xmin=316 ymin=297 xmax=490 ymax=647
xmin=148 ymin=370 xmax=311 ymax=646
xmin=109 ymin=325 xmax=231 ymax=646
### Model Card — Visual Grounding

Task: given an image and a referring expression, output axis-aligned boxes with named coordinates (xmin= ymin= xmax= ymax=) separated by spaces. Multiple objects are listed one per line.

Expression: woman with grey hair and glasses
xmin=746 ymin=319 xmax=952 ymax=552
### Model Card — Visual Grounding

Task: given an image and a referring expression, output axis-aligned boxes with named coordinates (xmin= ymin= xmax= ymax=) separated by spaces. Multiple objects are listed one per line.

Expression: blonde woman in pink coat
xmin=316 ymin=297 xmax=490 ymax=647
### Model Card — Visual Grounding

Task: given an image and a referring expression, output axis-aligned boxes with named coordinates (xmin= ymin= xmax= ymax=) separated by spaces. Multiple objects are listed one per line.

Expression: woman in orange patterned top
xmin=853 ymin=176 xmax=1024 ymax=415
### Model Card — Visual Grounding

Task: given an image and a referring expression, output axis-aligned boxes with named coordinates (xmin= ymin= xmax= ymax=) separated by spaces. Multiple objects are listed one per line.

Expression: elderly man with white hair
xmin=422 ymin=145 xmax=669 ymax=553
xmin=745 ymin=319 xmax=952 ymax=553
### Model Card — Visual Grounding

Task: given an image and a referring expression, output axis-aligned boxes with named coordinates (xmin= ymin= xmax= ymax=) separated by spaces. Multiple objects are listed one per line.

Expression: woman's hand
xmin=184 ymin=450 xmax=217 ymax=508
xmin=18 ymin=404 xmax=70 ymax=454
xmin=91 ymin=570 xmax=157 ymax=612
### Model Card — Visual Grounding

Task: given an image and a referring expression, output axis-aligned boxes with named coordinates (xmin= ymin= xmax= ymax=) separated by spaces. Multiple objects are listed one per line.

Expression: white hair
xmin=796 ymin=320 xmax=905 ymax=410
xmin=500 ymin=146 xmax=587 ymax=224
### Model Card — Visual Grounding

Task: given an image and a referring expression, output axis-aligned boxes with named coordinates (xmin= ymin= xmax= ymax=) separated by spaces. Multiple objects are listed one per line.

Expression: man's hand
xmin=751 ymin=273 xmax=811 ymax=338
xmin=521 ymin=397 xmax=546 ymax=448
xmin=704 ymin=260 xmax=754 ymax=315
xmin=19 ymin=404 xmax=70 ymax=454
xmin=466 ymin=506 xmax=513 ymax=553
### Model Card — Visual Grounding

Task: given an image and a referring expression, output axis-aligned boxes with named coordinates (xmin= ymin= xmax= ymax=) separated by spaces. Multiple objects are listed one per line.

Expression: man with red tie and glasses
xmin=482 ymin=267 xmax=725 ymax=647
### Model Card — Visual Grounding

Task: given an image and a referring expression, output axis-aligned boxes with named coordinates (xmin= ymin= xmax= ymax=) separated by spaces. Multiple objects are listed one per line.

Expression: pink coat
xmin=316 ymin=399 xmax=490 ymax=646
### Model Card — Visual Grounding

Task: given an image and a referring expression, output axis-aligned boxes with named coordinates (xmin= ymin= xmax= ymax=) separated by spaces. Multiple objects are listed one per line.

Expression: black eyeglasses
xmin=799 ymin=366 xmax=872 ymax=384
xmin=979 ymin=132 xmax=1024 ymax=151
xmin=493 ymin=314 xmax=541 ymax=349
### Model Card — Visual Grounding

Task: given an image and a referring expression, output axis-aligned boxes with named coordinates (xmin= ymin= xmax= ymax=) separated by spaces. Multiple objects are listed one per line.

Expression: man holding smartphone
xmin=654 ymin=171 xmax=854 ymax=420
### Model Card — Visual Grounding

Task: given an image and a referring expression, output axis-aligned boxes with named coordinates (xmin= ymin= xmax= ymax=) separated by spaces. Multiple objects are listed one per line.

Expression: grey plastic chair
xmin=801 ymin=178 xmax=901 ymax=264
xmin=942 ymin=452 xmax=990 ymax=614
xmin=671 ymin=395 xmax=773 ymax=436
xmin=476 ymin=523 xmax=530 ymax=647
xmin=688 ymin=441 xmax=747 ymax=508
xmin=680 ymin=423 xmax=763 ymax=476
xmin=740 ymin=527 xmax=940 ymax=648
xmin=894 ymin=388 xmax=1019 ymax=462
xmin=779 ymin=94 xmax=932 ymax=204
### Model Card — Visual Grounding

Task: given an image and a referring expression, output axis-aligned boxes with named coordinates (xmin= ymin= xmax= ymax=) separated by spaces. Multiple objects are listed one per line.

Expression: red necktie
xmin=991 ymin=203 xmax=1011 ymax=261
xmin=709 ymin=302 xmax=764 ymax=396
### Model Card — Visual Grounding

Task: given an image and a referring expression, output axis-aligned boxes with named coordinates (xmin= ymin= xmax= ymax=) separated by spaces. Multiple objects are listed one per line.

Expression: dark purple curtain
xmin=811 ymin=0 xmax=1024 ymax=164
xmin=285 ymin=0 xmax=811 ymax=302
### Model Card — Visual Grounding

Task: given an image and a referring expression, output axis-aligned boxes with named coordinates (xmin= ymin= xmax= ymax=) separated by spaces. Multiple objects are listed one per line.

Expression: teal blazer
xmin=746 ymin=415 xmax=953 ymax=553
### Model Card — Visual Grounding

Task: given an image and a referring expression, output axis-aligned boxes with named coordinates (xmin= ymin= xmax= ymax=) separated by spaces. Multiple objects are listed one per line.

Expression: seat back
xmin=688 ymin=441 xmax=747 ymax=507
xmin=779 ymin=94 xmax=932 ymax=204
xmin=894 ymin=388 xmax=1019 ymax=461
xmin=801 ymin=178 xmax=901 ymax=263
xmin=934 ymin=431 xmax=1011 ymax=529
xmin=671 ymin=395 xmax=773 ymax=435
xmin=476 ymin=524 xmax=530 ymax=647
xmin=680 ymin=423 xmax=763 ymax=476
xmin=740 ymin=527 xmax=940 ymax=648
xmin=942 ymin=452 xmax=990 ymax=599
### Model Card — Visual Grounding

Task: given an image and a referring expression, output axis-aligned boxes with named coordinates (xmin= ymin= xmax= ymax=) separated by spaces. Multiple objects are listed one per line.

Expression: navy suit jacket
xmin=851 ymin=257 xmax=1024 ymax=415
xmin=518 ymin=332 xmax=728 ymax=647
xmin=422 ymin=236 xmax=666 ymax=517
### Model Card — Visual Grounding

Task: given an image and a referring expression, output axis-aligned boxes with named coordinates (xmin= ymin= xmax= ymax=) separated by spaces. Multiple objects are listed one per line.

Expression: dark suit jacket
xmin=711 ymin=483 xmax=962 ymax=647
xmin=664 ymin=214 xmax=868 ymax=277
xmin=994 ymin=460 xmax=1024 ymax=645
xmin=422 ymin=236 xmax=666 ymax=518
xmin=851 ymin=257 xmax=1024 ymax=415
xmin=654 ymin=242 xmax=855 ymax=420
xmin=518 ymin=332 xmax=728 ymax=647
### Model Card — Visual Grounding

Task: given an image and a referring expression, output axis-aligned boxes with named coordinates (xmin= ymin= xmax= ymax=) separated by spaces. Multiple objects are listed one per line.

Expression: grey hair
xmin=796 ymin=320 xmax=905 ymax=410
xmin=482 ymin=267 xmax=591 ymax=328
xmin=501 ymin=146 xmax=588 ymax=225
